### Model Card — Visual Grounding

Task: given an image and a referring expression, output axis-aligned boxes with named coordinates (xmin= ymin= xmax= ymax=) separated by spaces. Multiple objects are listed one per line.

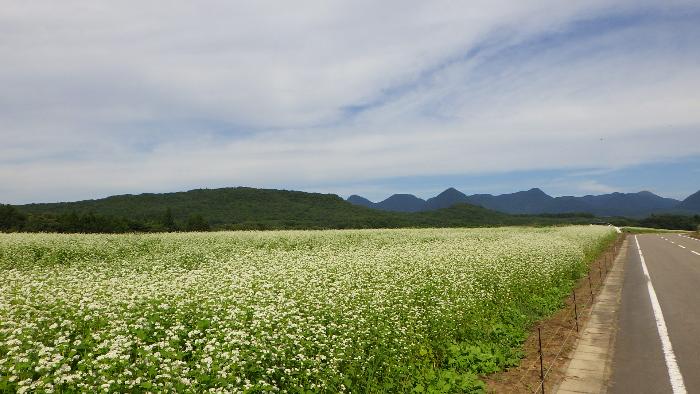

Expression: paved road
xmin=610 ymin=234 xmax=700 ymax=393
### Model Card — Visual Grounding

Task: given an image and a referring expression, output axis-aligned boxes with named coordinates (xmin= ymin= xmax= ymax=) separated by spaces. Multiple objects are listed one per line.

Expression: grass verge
xmin=483 ymin=233 xmax=624 ymax=393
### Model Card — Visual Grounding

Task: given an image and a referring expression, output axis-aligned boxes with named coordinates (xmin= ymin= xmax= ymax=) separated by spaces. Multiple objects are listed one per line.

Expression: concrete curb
xmin=555 ymin=239 xmax=628 ymax=394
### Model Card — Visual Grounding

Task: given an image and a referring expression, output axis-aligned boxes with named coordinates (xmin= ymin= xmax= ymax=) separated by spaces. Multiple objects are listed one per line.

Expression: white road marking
xmin=635 ymin=236 xmax=687 ymax=394
xmin=667 ymin=235 xmax=700 ymax=255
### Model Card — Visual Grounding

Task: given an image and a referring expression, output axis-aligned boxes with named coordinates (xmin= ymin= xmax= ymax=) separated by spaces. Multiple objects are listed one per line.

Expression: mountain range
xmin=7 ymin=187 xmax=601 ymax=231
xmin=4 ymin=186 xmax=699 ymax=233
xmin=348 ymin=188 xmax=699 ymax=218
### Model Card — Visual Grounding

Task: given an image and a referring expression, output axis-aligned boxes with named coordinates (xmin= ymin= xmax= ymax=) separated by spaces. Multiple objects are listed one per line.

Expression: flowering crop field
xmin=0 ymin=226 xmax=616 ymax=393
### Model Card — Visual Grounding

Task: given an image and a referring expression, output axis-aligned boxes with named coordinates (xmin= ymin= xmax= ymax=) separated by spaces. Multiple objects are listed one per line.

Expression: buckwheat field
xmin=0 ymin=226 xmax=615 ymax=393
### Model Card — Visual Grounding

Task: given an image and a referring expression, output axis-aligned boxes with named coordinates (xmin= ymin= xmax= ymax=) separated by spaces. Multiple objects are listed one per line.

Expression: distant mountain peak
xmin=374 ymin=193 xmax=426 ymax=212
xmin=636 ymin=190 xmax=659 ymax=197
xmin=348 ymin=194 xmax=371 ymax=201
xmin=347 ymin=195 xmax=375 ymax=208
xmin=436 ymin=187 xmax=466 ymax=197
xmin=346 ymin=187 xmax=694 ymax=216
xmin=425 ymin=187 xmax=470 ymax=211
xmin=677 ymin=190 xmax=700 ymax=211
xmin=526 ymin=187 xmax=548 ymax=195
xmin=684 ymin=190 xmax=700 ymax=201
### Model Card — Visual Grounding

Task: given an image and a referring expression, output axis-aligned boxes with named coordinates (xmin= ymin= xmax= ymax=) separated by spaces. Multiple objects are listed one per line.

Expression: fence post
xmin=572 ymin=289 xmax=579 ymax=332
xmin=604 ymin=254 xmax=608 ymax=276
xmin=603 ymin=251 xmax=610 ymax=275
xmin=538 ymin=326 xmax=545 ymax=394
xmin=588 ymin=269 xmax=594 ymax=300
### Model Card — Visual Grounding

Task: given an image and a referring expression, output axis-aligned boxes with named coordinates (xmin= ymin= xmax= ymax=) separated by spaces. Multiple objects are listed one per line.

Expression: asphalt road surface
xmin=610 ymin=234 xmax=700 ymax=394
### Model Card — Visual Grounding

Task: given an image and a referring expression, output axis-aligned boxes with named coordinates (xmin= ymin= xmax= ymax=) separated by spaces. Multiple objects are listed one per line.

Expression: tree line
xmin=2 ymin=202 xmax=699 ymax=234
xmin=0 ymin=205 xmax=209 ymax=233
xmin=636 ymin=214 xmax=700 ymax=232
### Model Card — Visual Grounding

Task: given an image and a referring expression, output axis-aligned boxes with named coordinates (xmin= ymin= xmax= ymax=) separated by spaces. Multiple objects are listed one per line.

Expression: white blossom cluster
xmin=0 ymin=226 xmax=615 ymax=392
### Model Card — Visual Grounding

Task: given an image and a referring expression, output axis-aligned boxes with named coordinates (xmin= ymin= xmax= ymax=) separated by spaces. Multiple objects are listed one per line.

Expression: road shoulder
xmin=555 ymin=238 xmax=627 ymax=394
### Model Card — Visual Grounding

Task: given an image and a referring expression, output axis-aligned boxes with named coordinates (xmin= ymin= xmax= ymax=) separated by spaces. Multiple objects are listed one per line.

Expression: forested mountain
xmin=3 ymin=187 xmax=600 ymax=233
xmin=15 ymin=188 xmax=399 ymax=230
xmin=3 ymin=186 xmax=698 ymax=234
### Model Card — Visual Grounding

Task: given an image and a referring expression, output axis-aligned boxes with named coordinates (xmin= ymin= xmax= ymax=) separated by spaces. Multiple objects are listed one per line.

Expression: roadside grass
xmin=485 ymin=233 xmax=623 ymax=392
xmin=621 ymin=226 xmax=690 ymax=234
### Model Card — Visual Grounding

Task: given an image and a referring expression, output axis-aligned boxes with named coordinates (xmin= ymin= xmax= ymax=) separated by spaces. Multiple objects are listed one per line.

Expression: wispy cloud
xmin=1 ymin=1 xmax=699 ymax=203
xmin=572 ymin=181 xmax=620 ymax=195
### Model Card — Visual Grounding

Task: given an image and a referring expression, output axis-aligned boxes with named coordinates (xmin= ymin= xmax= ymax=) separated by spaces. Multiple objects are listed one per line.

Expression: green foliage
xmin=186 ymin=214 xmax=210 ymax=232
xmin=638 ymin=214 xmax=700 ymax=231
xmin=162 ymin=208 xmax=177 ymax=232
xmin=16 ymin=211 xmax=148 ymax=233
xmin=0 ymin=204 xmax=26 ymax=231
xmin=7 ymin=188 xmax=602 ymax=233
xmin=535 ymin=212 xmax=596 ymax=218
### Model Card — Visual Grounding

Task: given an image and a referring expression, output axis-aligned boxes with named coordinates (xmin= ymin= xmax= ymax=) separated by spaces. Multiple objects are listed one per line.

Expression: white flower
xmin=0 ymin=226 xmax=614 ymax=391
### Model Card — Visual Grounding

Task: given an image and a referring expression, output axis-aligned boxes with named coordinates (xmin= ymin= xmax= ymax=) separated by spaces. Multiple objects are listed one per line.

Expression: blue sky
xmin=1 ymin=1 xmax=699 ymax=204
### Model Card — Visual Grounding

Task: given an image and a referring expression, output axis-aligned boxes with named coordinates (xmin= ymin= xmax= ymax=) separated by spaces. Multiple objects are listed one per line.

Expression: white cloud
xmin=571 ymin=181 xmax=620 ymax=195
xmin=1 ymin=1 xmax=700 ymax=203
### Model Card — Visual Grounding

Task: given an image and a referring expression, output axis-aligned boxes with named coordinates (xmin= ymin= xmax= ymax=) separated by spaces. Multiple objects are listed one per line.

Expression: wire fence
xmin=512 ymin=234 xmax=626 ymax=393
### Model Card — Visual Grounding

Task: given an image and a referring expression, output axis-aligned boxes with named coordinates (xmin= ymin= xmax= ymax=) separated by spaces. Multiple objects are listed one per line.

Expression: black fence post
xmin=573 ymin=289 xmax=579 ymax=332
xmin=604 ymin=254 xmax=608 ymax=276
xmin=538 ymin=326 xmax=545 ymax=394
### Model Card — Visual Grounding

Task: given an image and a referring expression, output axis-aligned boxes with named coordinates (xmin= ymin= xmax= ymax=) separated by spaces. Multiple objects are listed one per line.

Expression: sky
xmin=1 ymin=1 xmax=699 ymax=204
